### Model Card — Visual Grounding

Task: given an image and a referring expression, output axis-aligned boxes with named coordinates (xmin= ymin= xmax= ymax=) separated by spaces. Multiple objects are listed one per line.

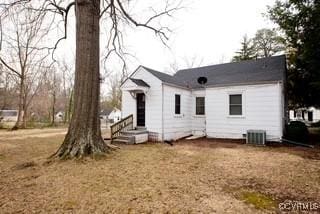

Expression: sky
xmin=123 ymin=0 xmax=277 ymax=72
xmin=55 ymin=0 xmax=278 ymax=92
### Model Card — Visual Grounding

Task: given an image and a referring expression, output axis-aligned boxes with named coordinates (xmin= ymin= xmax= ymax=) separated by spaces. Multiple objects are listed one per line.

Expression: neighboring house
xmin=121 ymin=55 xmax=287 ymax=142
xmin=0 ymin=110 xmax=18 ymax=122
xmin=100 ymin=108 xmax=112 ymax=120
xmin=55 ymin=111 xmax=64 ymax=122
xmin=108 ymin=108 xmax=122 ymax=123
xmin=289 ymin=107 xmax=320 ymax=123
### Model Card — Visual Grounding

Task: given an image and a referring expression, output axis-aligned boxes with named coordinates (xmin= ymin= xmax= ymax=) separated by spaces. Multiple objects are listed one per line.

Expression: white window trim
xmin=227 ymin=91 xmax=246 ymax=118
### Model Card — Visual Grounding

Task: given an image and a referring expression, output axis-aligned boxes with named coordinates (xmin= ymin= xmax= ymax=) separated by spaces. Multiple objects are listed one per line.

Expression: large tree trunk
xmin=53 ymin=0 xmax=109 ymax=158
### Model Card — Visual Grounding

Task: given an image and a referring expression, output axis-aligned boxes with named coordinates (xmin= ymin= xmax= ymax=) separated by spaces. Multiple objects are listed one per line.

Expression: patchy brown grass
xmin=0 ymin=130 xmax=320 ymax=213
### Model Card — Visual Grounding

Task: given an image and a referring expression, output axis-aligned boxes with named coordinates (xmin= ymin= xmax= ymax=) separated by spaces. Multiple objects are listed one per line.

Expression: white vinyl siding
xmin=191 ymin=90 xmax=206 ymax=136
xmin=121 ymin=91 xmax=137 ymax=125
xmin=121 ymin=67 xmax=163 ymax=140
xmin=206 ymin=83 xmax=283 ymax=141
xmin=163 ymin=85 xmax=192 ymax=140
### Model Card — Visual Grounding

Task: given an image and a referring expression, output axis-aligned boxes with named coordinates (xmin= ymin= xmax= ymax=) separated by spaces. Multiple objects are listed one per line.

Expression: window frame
xmin=195 ymin=97 xmax=205 ymax=115
xmin=175 ymin=94 xmax=181 ymax=115
xmin=228 ymin=92 xmax=244 ymax=117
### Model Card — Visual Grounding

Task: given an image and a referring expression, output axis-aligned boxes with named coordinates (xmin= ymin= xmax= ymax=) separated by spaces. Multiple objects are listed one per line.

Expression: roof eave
xmin=162 ymin=82 xmax=191 ymax=90
xmin=199 ymin=80 xmax=283 ymax=89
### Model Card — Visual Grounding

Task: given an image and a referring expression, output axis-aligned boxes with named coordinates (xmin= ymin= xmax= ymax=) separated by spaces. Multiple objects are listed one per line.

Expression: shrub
xmin=285 ymin=121 xmax=309 ymax=143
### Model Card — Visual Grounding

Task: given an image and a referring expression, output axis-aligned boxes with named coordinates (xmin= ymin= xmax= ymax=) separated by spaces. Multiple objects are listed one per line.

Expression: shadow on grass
xmin=176 ymin=137 xmax=320 ymax=160
xmin=175 ymin=138 xmax=244 ymax=149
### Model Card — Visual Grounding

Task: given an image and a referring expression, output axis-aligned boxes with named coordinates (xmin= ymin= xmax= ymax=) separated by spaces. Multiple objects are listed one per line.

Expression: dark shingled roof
xmin=140 ymin=55 xmax=286 ymax=89
xmin=130 ymin=78 xmax=150 ymax=87
xmin=141 ymin=66 xmax=186 ymax=87
xmin=174 ymin=55 xmax=286 ymax=89
xmin=100 ymin=108 xmax=112 ymax=116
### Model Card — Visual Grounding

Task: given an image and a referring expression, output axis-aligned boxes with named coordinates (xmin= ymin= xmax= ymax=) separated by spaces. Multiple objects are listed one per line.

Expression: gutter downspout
xmin=161 ymin=83 xmax=164 ymax=142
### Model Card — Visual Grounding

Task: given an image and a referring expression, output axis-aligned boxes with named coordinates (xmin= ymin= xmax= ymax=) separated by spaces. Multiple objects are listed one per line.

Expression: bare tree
xmin=0 ymin=71 xmax=19 ymax=110
xmin=28 ymin=69 xmax=63 ymax=124
xmin=167 ymin=55 xmax=204 ymax=74
xmin=0 ymin=6 xmax=50 ymax=129
xmin=0 ymin=65 xmax=10 ymax=109
xmin=102 ymin=72 xmax=123 ymax=110
xmin=182 ymin=55 xmax=204 ymax=69
xmin=253 ymin=28 xmax=285 ymax=58
xmin=46 ymin=67 xmax=60 ymax=125
xmin=1 ymin=0 xmax=182 ymax=158
xmin=59 ymin=59 xmax=74 ymax=124
xmin=0 ymin=65 xmax=4 ymax=88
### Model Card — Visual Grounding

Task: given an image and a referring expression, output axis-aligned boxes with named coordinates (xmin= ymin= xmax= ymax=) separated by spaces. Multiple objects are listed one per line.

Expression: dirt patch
xmin=176 ymin=138 xmax=245 ymax=148
xmin=0 ymin=131 xmax=319 ymax=213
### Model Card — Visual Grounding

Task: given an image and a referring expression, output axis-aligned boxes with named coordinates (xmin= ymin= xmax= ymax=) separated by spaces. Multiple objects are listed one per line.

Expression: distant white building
xmin=108 ymin=108 xmax=122 ymax=123
xmin=0 ymin=110 xmax=18 ymax=122
xmin=55 ymin=111 xmax=64 ymax=122
xmin=289 ymin=107 xmax=320 ymax=123
xmin=100 ymin=108 xmax=112 ymax=120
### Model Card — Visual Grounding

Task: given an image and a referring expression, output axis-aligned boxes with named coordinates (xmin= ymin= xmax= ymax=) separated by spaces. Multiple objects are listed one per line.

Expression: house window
xmin=175 ymin=94 xmax=181 ymax=114
xmin=229 ymin=94 xmax=242 ymax=115
xmin=196 ymin=97 xmax=205 ymax=115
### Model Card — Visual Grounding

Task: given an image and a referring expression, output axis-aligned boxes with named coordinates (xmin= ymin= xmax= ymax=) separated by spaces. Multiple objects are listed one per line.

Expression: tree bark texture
xmin=54 ymin=0 xmax=109 ymax=158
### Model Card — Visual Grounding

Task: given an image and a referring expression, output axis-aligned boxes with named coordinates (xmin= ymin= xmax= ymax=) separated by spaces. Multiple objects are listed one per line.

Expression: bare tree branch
xmin=50 ymin=1 xmax=75 ymax=61
xmin=0 ymin=56 xmax=21 ymax=77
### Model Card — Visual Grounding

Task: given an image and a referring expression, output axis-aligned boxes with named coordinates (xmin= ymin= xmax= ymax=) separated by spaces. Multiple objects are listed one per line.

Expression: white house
xmin=108 ymin=108 xmax=122 ymax=123
xmin=0 ymin=110 xmax=18 ymax=122
xmin=120 ymin=55 xmax=287 ymax=142
xmin=289 ymin=107 xmax=320 ymax=123
xmin=100 ymin=108 xmax=112 ymax=120
xmin=55 ymin=111 xmax=64 ymax=122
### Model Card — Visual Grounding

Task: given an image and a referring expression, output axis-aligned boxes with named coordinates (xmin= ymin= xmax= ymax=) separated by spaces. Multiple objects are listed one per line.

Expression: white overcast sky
xmin=56 ymin=0 xmax=278 ymax=92
xmin=123 ymin=0 xmax=277 ymax=71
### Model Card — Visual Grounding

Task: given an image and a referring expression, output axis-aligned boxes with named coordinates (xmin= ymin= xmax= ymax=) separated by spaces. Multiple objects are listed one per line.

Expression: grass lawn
xmin=0 ymin=129 xmax=320 ymax=213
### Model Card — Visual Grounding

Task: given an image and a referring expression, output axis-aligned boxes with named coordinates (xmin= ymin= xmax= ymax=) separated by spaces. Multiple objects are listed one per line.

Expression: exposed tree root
xmin=52 ymin=132 xmax=116 ymax=159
